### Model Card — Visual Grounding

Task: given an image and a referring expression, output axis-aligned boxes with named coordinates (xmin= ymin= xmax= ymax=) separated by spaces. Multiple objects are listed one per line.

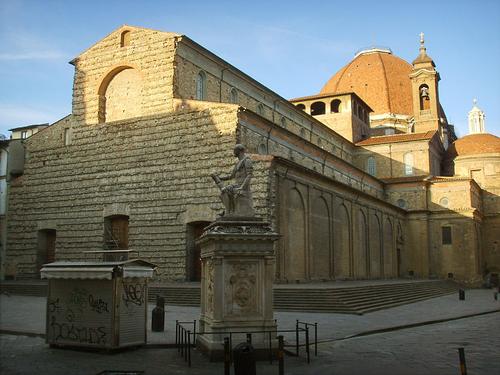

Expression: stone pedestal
xmin=196 ymin=218 xmax=279 ymax=360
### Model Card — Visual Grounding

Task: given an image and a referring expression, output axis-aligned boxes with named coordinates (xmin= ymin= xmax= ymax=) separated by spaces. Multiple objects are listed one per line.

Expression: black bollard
xmin=459 ymin=289 xmax=465 ymax=301
xmin=458 ymin=347 xmax=467 ymax=375
xmin=152 ymin=296 xmax=165 ymax=332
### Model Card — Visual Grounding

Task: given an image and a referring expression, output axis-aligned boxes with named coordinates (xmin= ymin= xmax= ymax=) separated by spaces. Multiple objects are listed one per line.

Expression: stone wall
xmin=72 ymin=26 xmax=177 ymax=125
xmin=6 ymin=105 xmax=243 ymax=280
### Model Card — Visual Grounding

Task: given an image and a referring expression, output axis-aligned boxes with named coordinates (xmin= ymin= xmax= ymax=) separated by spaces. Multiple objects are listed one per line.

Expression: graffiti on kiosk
xmin=122 ymin=282 xmax=145 ymax=307
xmin=48 ymin=297 xmax=62 ymax=314
xmin=68 ymin=287 xmax=89 ymax=312
xmin=49 ymin=316 xmax=107 ymax=345
xmin=88 ymin=295 xmax=109 ymax=314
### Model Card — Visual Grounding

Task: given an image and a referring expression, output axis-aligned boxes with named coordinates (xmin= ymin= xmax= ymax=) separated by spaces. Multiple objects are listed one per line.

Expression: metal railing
xmin=175 ymin=319 xmax=318 ymax=369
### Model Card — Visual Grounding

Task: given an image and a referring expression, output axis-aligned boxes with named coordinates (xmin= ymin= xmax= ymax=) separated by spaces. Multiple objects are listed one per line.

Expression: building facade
xmin=3 ymin=26 xmax=499 ymax=285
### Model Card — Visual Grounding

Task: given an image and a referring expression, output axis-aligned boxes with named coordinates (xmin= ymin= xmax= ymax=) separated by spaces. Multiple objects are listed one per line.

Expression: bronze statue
xmin=211 ymin=144 xmax=254 ymax=217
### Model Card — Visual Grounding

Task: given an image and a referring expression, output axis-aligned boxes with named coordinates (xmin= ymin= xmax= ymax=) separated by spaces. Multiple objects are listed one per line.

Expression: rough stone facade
xmin=3 ymin=25 xmax=499 ymax=285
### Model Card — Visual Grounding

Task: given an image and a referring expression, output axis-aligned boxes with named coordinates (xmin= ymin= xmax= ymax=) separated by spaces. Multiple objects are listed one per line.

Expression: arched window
xmin=296 ymin=103 xmax=305 ymax=111
xmin=403 ymin=153 xmax=414 ymax=175
xmin=120 ymin=30 xmax=131 ymax=47
xmin=280 ymin=117 xmax=287 ymax=128
xmin=196 ymin=71 xmax=206 ymax=100
xmin=257 ymin=104 xmax=264 ymax=115
xmin=419 ymin=84 xmax=430 ymax=110
xmin=311 ymin=101 xmax=325 ymax=116
xmin=331 ymin=99 xmax=341 ymax=113
xmin=230 ymin=88 xmax=238 ymax=104
xmin=258 ymin=143 xmax=267 ymax=155
xmin=367 ymin=157 xmax=376 ymax=176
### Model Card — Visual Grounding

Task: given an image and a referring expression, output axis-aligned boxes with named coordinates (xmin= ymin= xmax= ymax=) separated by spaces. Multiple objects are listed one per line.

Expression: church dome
xmin=446 ymin=133 xmax=500 ymax=159
xmin=320 ymin=48 xmax=413 ymax=116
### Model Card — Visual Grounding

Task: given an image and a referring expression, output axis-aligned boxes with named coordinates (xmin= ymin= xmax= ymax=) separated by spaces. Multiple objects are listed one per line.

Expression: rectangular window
xmin=442 ymin=226 xmax=452 ymax=245
xmin=64 ymin=128 xmax=71 ymax=146
xmin=21 ymin=131 xmax=28 ymax=139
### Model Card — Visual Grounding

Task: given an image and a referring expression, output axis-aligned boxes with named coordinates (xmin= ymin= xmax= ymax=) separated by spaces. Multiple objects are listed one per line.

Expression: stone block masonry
xmin=6 ymin=106 xmax=263 ymax=280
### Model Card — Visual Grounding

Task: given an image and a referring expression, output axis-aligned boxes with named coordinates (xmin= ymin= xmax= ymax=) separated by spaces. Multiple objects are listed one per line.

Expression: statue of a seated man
xmin=211 ymin=144 xmax=255 ymax=217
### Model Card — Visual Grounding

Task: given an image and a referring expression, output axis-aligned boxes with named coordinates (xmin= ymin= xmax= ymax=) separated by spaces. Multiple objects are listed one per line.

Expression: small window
xmin=258 ymin=143 xmax=267 ymax=155
xmin=230 ymin=88 xmax=238 ymax=104
xmin=331 ymin=99 xmax=341 ymax=113
xmin=439 ymin=197 xmax=449 ymax=208
xmin=120 ymin=30 xmax=131 ymax=47
xmin=404 ymin=153 xmax=414 ymax=176
xmin=257 ymin=104 xmax=264 ymax=115
xmin=196 ymin=71 xmax=206 ymax=100
xmin=367 ymin=157 xmax=376 ymax=176
xmin=310 ymin=101 xmax=325 ymax=116
xmin=64 ymin=128 xmax=72 ymax=146
xmin=21 ymin=131 xmax=28 ymax=139
xmin=296 ymin=104 xmax=305 ymax=111
xmin=442 ymin=226 xmax=452 ymax=245
xmin=397 ymin=199 xmax=407 ymax=209
xmin=280 ymin=117 xmax=286 ymax=128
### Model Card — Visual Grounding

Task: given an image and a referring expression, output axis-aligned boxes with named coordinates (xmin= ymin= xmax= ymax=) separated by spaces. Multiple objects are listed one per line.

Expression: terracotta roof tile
xmin=320 ymin=51 xmax=413 ymax=116
xmin=356 ymin=131 xmax=436 ymax=146
xmin=445 ymin=133 xmax=500 ymax=159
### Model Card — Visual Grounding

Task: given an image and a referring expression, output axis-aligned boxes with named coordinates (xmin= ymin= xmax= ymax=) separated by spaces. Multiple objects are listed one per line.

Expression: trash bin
xmin=41 ymin=259 xmax=156 ymax=349
xmin=233 ymin=342 xmax=256 ymax=375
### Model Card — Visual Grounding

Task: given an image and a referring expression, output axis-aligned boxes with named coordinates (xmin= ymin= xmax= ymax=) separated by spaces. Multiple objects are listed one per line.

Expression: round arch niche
xmin=98 ymin=66 xmax=143 ymax=123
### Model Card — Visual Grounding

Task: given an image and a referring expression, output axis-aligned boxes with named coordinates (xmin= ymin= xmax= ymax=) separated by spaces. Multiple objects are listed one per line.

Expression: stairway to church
xmin=1 ymin=279 xmax=459 ymax=315
xmin=272 ymin=280 xmax=459 ymax=314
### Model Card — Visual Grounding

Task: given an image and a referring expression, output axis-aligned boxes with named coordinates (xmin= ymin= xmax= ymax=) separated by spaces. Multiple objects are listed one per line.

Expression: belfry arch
xmin=98 ymin=65 xmax=143 ymax=123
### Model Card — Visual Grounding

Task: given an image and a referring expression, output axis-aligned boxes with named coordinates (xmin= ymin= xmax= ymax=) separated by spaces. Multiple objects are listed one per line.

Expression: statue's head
xmin=233 ymin=144 xmax=245 ymax=157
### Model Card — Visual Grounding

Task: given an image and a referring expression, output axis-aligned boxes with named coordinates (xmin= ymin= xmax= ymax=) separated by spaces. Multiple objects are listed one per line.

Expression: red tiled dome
xmin=320 ymin=49 xmax=413 ymax=116
xmin=446 ymin=133 xmax=500 ymax=159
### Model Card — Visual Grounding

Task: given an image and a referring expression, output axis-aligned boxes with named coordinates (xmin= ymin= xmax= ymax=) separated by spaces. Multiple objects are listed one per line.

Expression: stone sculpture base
xmin=196 ymin=218 xmax=279 ymax=360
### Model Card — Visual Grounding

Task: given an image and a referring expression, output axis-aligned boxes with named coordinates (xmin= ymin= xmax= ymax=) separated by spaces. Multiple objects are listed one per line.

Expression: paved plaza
xmin=1 ymin=289 xmax=499 ymax=374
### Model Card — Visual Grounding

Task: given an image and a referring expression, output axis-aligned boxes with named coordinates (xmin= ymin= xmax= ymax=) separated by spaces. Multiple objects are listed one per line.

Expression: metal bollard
xmin=246 ymin=333 xmax=252 ymax=344
xmin=459 ymin=289 xmax=465 ymax=300
xmin=224 ymin=337 xmax=231 ymax=375
xmin=296 ymin=320 xmax=299 ymax=356
xmin=278 ymin=335 xmax=284 ymax=375
xmin=305 ymin=325 xmax=310 ymax=364
xmin=494 ymin=292 xmax=498 ymax=301
xmin=151 ymin=296 xmax=165 ymax=332
xmin=458 ymin=347 xmax=467 ymax=375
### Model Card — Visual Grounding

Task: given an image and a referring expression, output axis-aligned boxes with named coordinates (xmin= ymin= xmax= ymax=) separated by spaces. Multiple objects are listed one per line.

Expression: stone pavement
xmin=1 ymin=288 xmax=499 ymax=374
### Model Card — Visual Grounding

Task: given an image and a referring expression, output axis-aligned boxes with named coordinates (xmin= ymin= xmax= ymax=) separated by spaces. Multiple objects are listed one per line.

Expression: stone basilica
xmin=1 ymin=26 xmax=499 ymax=285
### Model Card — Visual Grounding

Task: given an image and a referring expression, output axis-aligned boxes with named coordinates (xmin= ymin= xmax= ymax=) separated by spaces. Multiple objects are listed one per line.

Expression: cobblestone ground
xmin=1 ymin=312 xmax=498 ymax=375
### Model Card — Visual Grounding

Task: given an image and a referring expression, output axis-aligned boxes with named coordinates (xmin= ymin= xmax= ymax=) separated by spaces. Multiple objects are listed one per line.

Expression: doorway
xmin=186 ymin=221 xmax=210 ymax=281
xmin=37 ymin=229 xmax=56 ymax=273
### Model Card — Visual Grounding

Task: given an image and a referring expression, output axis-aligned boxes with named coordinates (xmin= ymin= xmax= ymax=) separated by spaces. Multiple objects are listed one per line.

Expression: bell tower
xmin=468 ymin=99 xmax=486 ymax=134
xmin=410 ymin=33 xmax=441 ymax=133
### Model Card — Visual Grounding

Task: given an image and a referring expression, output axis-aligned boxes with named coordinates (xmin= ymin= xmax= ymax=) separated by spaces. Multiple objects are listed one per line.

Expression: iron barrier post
xmin=314 ymin=322 xmax=318 ymax=356
xmin=193 ymin=320 xmax=197 ymax=344
xmin=247 ymin=333 xmax=252 ymax=344
xmin=224 ymin=337 xmax=231 ymax=375
xmin=180 ymin=326 xmax=184 ymax=356
xmin=175 ymin=320 xmax=179 ymax=349
xmin=306 ymin=325 xmax=310 ymax=364
xmin=296 ymin=320 xmax=299 ymax=357
xmin=458 ymin=347 xmax=467 ymax=375
xmin=187 ymin=330 xmax=191 ymax=367
xmin=184 ymin=329 xmax=188 ymax=362
xmin=269 ymin=331 xmax=273 ymax=364
xmin=278 ymin=335 xmax=284 ymax=375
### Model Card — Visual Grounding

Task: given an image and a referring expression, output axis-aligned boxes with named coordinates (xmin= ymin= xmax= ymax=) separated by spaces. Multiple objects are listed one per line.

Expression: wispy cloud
xmin=0 ymin=30 xmax=69 ymax=61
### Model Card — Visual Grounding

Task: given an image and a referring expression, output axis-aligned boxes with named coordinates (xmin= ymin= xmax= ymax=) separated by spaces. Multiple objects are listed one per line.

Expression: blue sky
xmin=1 ymin=0 xmax=499 ymax=138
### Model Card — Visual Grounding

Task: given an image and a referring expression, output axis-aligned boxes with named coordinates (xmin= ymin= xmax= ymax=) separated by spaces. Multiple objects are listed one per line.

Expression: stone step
xmin=1 ymin=280 xmax=460 ymax=314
